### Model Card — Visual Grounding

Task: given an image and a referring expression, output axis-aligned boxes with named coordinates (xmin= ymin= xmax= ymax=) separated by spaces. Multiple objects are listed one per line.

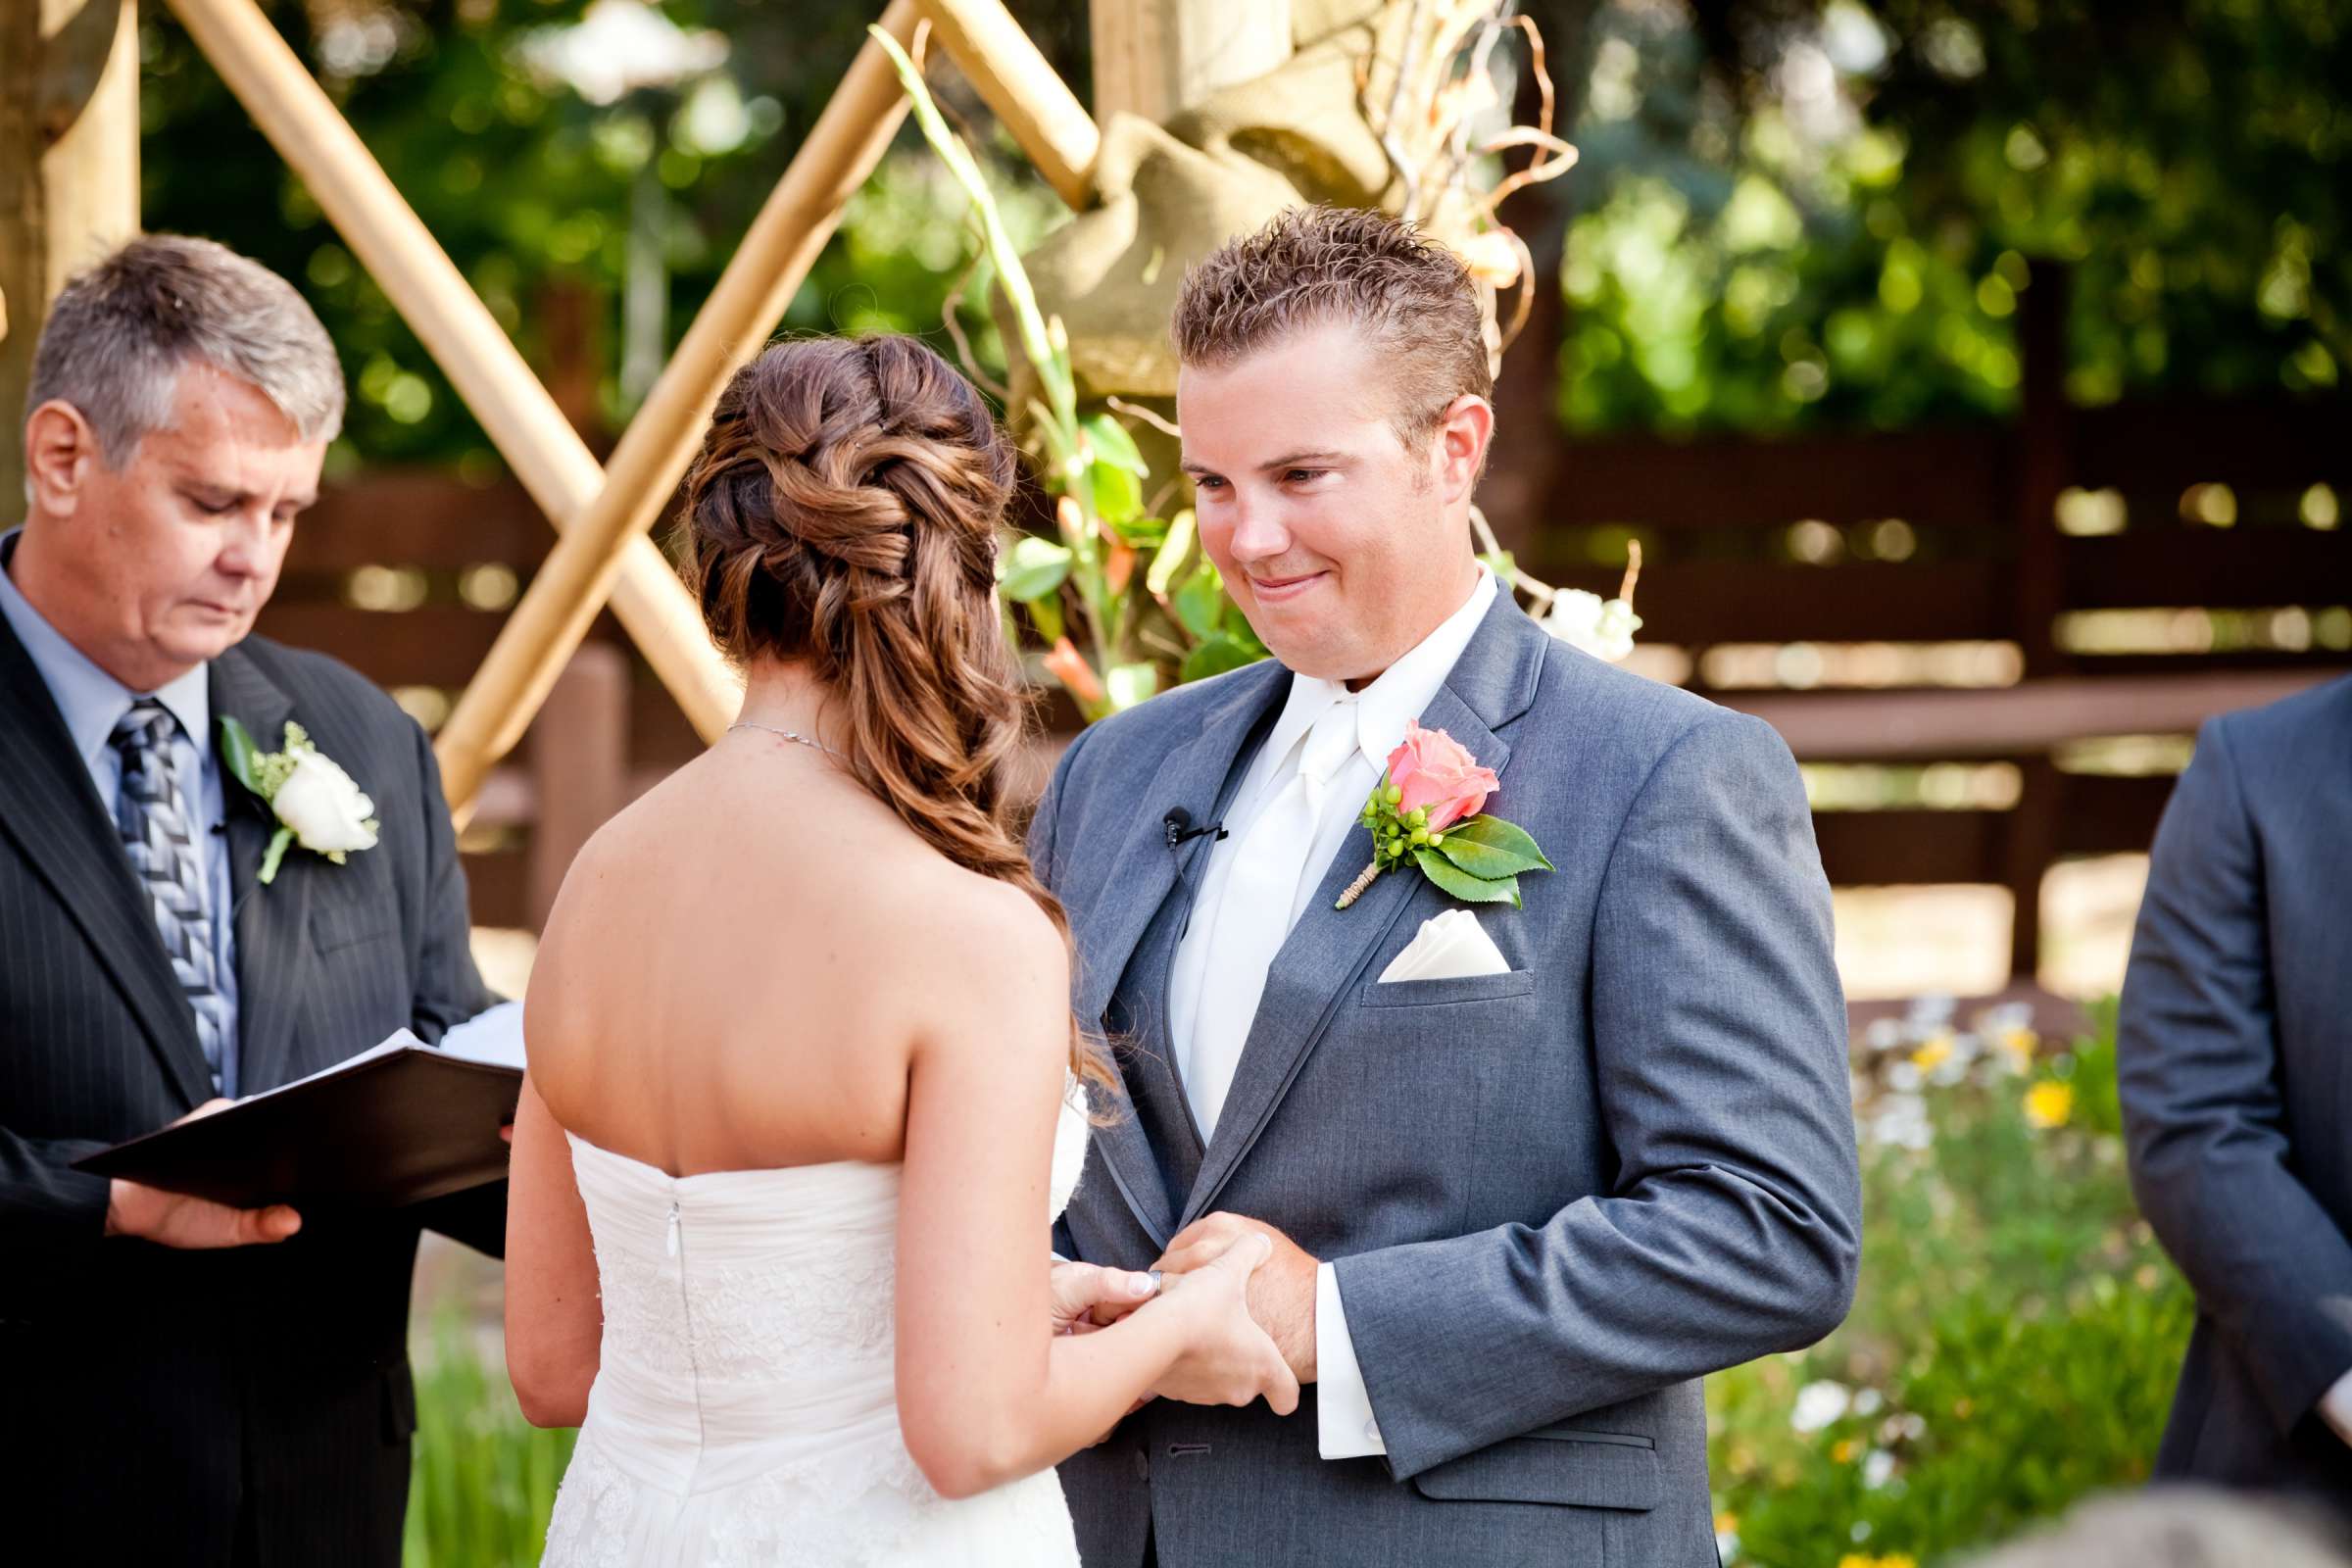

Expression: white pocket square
xmin=1378 ymin=908 xmax=1511 ymax=983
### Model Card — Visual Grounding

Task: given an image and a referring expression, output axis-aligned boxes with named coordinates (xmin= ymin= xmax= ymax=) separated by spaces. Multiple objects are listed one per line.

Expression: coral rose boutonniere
xmin=1335 ymin=719 xmax=1552 ymax=909
xmin=219 ymin=716 xmax=380 ymax=885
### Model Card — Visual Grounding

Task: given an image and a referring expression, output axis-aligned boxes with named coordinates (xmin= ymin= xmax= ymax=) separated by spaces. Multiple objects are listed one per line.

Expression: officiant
xmin=0 ymin=235 xmax=505 ymax=1566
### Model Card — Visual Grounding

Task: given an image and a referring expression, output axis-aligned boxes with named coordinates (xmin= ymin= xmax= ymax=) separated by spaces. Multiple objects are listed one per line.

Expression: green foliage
xmin=135 ymin=0 xmax=1065 ymax=468
xmin=401 ymin=1323 xmax=574 ymax=1568
xmin=1710 ymin=999 xmax=2190 ymax=1566
xmin=871 ymin=25 xmax=1264 ymax=717
xmin=1544 ymin=0 xmax=2348 ymax=433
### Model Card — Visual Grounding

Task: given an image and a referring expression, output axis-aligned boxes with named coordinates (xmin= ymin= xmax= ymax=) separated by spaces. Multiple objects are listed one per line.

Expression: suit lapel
xmin=0 ymin=612 xmax=215 ymax=1108
xmin=212 ymin=646 xmax=314 ymax=1094
xmin=1075 ymin=662 xmax=1287 ymax=1250
xmin=1181 ymin=599 xmax=1550 ymax=1227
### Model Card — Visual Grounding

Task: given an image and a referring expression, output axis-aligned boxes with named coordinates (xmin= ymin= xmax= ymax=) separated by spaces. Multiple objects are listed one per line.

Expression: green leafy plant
xmin=1709 ymin=998 xmax=2190 ymax=1567
xmin=871 ymin=24 xmax=1267 ymax=720
xmin=401 ymin=1319 xmax=575 ymax=1568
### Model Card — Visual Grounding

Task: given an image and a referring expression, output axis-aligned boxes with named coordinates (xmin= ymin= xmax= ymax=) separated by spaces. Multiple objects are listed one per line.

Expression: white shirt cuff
xmin=2321 ymin=1368 xmax=2352 ymax=1447
xmin=1315 ymin=1261 xmax=1386 ymax=1458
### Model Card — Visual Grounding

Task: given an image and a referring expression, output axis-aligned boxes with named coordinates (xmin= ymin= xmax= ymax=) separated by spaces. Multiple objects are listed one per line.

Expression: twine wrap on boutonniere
xmin=219 ymin=717 xmax=380 ymax=885
xmin=1335 ymin=719 xmax=1553 ymax=910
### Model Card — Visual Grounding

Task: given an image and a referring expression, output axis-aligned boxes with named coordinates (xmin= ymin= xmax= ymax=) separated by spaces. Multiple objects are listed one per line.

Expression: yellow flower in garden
xmin=1997 ymin=1026 xmax=2036 ymax=1071
xmin=1833 ymin=1438 xmax=1859 ymax=1463
xmin=2024 ymin=1081 xmax=2075 ymax=1128
xmin=1910 ymin=1034 xmax=1954 ymax=1072
xmin=1715 ymin=1511 xmax=1739 ymax=1535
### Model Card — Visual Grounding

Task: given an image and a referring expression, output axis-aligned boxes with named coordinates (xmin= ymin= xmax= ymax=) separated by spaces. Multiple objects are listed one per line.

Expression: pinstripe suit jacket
xmin=0 ymin=608 xmax=498 ymax=1566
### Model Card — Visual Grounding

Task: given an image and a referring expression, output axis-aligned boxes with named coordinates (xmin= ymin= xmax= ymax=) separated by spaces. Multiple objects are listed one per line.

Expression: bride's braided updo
xmin=680 ymin=334 xmax=1108 ymax=1093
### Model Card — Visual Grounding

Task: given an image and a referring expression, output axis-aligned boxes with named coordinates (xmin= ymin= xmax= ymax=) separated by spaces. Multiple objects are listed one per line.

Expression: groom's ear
xmin=1426 ymin=395 xmax=1494 ymax=505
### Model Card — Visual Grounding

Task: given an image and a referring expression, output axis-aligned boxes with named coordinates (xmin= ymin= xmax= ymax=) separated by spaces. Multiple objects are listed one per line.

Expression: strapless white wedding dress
xmin=540 ymin=1082 xmax=1090 ymax=1566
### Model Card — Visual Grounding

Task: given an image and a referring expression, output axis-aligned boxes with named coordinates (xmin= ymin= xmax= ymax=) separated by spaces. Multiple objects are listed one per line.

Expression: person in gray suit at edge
xmin=2120 ymin=672 xmax=2352 ymax=1514
xmin=1034 ymin=205 xmax=1864 ymax=1567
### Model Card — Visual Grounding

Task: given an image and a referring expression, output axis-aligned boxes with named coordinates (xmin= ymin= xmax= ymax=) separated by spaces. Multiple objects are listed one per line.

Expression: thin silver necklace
xmin=726 ymin=720 xmax=842 ymax=759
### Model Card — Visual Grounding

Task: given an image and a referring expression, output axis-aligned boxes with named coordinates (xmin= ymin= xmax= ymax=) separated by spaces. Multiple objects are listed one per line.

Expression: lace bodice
xmin=539 ymin=1080 xmax=1089 ymax=1566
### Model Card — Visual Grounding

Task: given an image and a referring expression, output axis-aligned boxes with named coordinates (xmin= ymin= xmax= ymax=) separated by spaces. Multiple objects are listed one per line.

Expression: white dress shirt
xmin=1166 ymin=565 xmax=1497 ymax=1460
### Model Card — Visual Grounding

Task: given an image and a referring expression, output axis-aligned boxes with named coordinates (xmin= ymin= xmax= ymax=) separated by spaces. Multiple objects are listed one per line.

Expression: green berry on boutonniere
xmin=1335 ymin=719 xmax=1553 ymax=910
xmin=219 ymin=717 xmax=380 ymax=885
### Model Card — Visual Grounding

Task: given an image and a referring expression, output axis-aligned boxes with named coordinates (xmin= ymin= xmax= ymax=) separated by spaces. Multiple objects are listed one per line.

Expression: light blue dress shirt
xmin=0 ymin=530 xmax=242 ymax=1095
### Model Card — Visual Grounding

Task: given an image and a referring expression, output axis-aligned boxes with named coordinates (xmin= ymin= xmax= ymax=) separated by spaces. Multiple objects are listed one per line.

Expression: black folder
xmin=74 ymin=1034 xmax=521 ymax=1210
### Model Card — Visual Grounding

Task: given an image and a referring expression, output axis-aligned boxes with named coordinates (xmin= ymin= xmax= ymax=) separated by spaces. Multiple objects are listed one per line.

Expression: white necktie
xmin=1184 ymin=697 xmax=1362 ymax=1141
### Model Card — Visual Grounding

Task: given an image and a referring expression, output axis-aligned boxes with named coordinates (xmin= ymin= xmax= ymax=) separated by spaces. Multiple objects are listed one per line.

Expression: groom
xmin=1035 ymin=207 xmax=1863 ymax=1566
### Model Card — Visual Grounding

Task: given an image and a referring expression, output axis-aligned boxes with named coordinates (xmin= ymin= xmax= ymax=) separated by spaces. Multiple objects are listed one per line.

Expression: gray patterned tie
xmin=112 ymin=699 xmax=227 ymax=1094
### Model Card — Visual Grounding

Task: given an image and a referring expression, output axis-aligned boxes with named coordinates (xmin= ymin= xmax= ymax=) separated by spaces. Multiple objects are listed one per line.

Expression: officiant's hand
xmin=1154 ymin=1212 xmax=1319 ymax=1383
xmin=103 ymin=1100 xmax=303 ymax=1249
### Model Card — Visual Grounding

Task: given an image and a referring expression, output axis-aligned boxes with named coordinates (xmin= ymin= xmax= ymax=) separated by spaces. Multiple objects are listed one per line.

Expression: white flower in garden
xmin=1791 ymin=1380 xmax=1852 ymax=1433
xmin=1862 ymin=1448 xmax=1897 ymax=1489
xmin=1544 ymin=588 xmax=1642 ymax=662
xmin=272 ymin=749 xmax=380 ymax=856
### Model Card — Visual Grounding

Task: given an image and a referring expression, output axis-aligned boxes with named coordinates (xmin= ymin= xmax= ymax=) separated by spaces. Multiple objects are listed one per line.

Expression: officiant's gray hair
xmin=24 ymin=233 xmax=344 ymax=466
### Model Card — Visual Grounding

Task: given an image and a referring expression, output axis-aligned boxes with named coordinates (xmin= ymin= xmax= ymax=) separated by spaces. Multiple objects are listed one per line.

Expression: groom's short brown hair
xmin=1172 ymin=205 xmax=1493 ymax=446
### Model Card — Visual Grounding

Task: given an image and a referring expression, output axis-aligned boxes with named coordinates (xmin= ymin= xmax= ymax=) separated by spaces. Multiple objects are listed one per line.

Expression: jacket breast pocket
xmin=1357 ymin=970 xmax=1538 ymax=1008
xmin=312 ymin=902 xmax=398 ymax=956
xmin=1409 ymin=1426 xmax=1659 ymax=1511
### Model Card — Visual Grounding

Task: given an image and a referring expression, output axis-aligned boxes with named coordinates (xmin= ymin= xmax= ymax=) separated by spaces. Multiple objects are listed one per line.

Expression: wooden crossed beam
xmin=166 ymin=0 xmax=1099 ymax=818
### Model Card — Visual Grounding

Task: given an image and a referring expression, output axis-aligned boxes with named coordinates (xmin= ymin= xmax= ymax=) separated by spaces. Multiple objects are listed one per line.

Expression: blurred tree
xmin=133 ymin=0 xmax=2345 ymax=466
xmin=136 ymin=0 xmax=1077 ymax=471
xmin=1506 ymin=0 xmax=2348 ymax=434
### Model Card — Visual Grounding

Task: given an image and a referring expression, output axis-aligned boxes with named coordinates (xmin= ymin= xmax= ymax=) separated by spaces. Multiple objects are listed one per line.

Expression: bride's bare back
xmin=526 ymin=729 xmax=1030 ymax=1178
xmin=504 ymin=333 xmax=1294 ymax=1507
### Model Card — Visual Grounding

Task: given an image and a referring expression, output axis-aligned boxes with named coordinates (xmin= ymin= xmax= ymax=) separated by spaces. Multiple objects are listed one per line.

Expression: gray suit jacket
xmin=1036 ymin=596 xmax=1862 ymax=1567
xmin=2119 ymin=673 xmax=2352 ymax=1510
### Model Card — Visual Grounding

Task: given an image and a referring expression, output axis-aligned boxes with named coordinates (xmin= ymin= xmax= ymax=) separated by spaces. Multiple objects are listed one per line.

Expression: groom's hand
xmin=1154 ymin=1213 xmax=1319 ymax=1383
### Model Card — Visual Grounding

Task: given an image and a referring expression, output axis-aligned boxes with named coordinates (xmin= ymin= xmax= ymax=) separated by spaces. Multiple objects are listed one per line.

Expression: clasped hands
xmin=1050 ymin=1211 xmax=1319 ymax=1431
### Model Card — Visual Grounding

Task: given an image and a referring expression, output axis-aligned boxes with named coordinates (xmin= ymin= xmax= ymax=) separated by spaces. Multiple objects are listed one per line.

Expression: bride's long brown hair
xmin=679 ymin=333 xmax=1110 ymax=1096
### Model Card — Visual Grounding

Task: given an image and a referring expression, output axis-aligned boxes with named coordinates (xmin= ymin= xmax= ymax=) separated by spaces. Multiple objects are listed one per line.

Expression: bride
xmin=503 ymin=333 xmax=1296 ymax=1564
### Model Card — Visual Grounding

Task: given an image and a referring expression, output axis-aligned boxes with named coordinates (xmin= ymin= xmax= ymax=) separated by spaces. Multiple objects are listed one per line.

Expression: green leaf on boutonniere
xmin=219 ymin=714 xmax=264 ymax=797
xmin=1434 ymin=814 xmax=1555 ymax=879
xmin=1413 ymin=849 xmax=1521 ymax=906
xmin=258 ymin=826 xmax=296 ymax=885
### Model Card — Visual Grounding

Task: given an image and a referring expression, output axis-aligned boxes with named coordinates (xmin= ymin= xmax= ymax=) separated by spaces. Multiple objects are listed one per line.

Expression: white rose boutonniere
xmin=219 ymin=717 xmax=380 ymax=885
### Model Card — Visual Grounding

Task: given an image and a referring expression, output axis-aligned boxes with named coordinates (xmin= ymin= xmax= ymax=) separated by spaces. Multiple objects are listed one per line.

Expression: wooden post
xmin=430 ymin=0 xmax=926 ymax=815
xmin=164 ymin=0 xmax=739 ymax=744
xmin=2003 ymin=260 xmax=2072 ymax=979
xmin=1 ymin=0 xmax=140 ymax=501
xmin=1089 ymin=0 xmax=1292 ymax=124
xmin=915 ymin=0 xmax=1100 ymax=208
xmin=528 ymin=643 xmax=629 ymax=927
xmin=2013 ymin=260 xmax=2070 ymax=678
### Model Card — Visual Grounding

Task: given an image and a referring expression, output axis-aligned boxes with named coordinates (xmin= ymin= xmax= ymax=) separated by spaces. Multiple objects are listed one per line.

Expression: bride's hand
xmin=1149 ymin=1233 xmax=1301 ymax=1415
xmin=1049 ymin=1259 xmax=1159 ymax=1336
